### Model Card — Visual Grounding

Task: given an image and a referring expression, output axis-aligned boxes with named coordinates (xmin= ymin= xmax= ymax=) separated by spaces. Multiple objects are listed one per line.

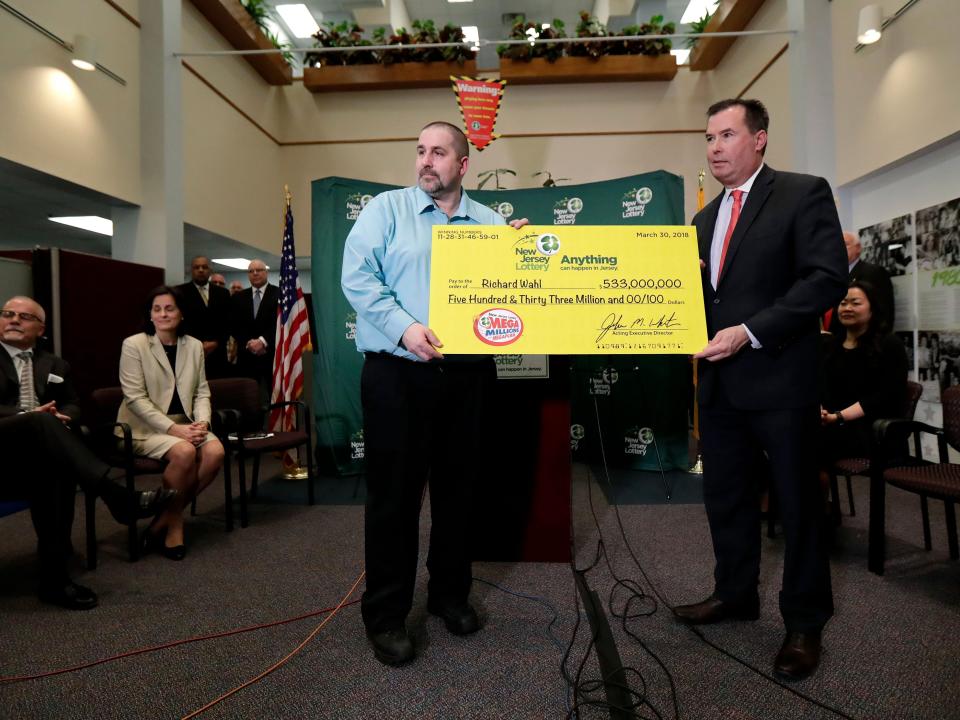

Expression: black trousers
xmin=0 ymin=413 xmax=110 ymax=587
xmin=359 ymin=353 xmax=495 ymax=633
xmin=699 ymin=397 xmax=834 ymax=633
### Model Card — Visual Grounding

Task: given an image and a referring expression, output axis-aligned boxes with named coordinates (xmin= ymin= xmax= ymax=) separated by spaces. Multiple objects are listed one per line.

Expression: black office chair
xmin=84 ymin=387 xmax=167 ymax=568
xmin=868 ymin=385 xmax=960 ymax=575
xmin=828 ymin=380 xmax=923 ymax=522
xmin=207 ymin=377 xmax=315 ymax=529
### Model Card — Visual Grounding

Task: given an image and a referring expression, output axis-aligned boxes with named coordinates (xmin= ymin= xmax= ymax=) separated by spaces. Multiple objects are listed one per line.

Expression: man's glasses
xmin=1 ymin=310 xmax=42 ymax=322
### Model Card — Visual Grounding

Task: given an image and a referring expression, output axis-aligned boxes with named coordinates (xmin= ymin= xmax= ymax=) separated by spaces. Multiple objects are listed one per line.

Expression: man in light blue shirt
xmin=341 ymin=121 xmax=523 ymax=666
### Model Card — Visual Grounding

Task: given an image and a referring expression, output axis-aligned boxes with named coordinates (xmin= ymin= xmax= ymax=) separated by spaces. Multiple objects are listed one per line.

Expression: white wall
xmin=840 ymin=134 xmax=960 ymax=232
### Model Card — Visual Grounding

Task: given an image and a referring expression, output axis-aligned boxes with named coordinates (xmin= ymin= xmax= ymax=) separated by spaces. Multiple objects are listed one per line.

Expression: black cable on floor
xmin=589 ymin=396 xmax=857 ymax=720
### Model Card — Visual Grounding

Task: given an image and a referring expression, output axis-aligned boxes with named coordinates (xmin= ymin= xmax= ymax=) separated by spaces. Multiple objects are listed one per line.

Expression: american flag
xmin=269 ymin=194 xmax=311 ymax=457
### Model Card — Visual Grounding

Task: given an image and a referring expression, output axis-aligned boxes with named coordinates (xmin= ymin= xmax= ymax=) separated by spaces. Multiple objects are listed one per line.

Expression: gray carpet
xmin=1 ymin=460 xmax=958 ymax=719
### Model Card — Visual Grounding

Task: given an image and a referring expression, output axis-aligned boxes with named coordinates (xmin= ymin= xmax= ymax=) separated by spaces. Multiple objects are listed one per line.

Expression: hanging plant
xmin=568 ymin=11 xmax=608 ymax=59
xmin=240 ymin=0 xmax=272 ymax=33
xmin=638 ymin=15 xmax=675 ymax=55
xmin=686 ymin=12 xmax=713 ymax=50
xmin=497 ymin=16 xmax=567 ymax=62
xmin=306 ymin=21 xmax=377 ymax=67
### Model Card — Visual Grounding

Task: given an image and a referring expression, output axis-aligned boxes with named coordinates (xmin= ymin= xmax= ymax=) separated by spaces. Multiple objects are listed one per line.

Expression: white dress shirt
xmin=709 ymin=163 xmax=765 ymax=348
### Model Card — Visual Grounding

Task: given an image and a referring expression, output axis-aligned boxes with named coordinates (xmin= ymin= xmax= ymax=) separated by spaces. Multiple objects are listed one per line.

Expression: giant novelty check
xmin=429 ymin=225 xmax=708 ymax=354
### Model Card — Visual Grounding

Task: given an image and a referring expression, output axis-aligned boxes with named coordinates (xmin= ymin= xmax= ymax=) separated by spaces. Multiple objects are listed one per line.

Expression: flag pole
xmin=277 ymin=184 xmax=310 ymax=480
xmin=689 ymin=169 xmax=706 ymax=475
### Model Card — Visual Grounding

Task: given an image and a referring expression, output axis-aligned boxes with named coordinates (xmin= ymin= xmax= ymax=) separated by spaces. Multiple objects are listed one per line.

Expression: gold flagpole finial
xmin=283 ymin=184 xmax=292 ymax=205
xmin=698 ymin=169 xmax=705 ymax=188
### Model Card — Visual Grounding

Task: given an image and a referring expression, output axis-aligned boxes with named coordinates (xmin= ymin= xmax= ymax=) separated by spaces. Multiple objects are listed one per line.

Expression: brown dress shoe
xmin=774 ymin=631 xmax=822 ymax=681
xmin=672 ymin=596 xmax=760 ymax=625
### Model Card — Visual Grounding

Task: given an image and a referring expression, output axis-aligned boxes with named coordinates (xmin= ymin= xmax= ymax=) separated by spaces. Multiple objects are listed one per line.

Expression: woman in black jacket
xmin=820 ymin=280 xmax=908 ymax=463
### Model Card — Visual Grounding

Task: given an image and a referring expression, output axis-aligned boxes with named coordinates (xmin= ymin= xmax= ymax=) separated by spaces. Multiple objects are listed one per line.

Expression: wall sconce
xmin=71 ymin=34 xmax=96 ymax=71
xmin=857 ymin=4 xmax=883 ymax=45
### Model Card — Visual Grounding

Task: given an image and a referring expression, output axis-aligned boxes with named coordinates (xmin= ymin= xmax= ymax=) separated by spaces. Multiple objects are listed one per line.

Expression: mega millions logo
xmin=554 ymin=196 xmax=583 ymax=225
xmin=474 ymin=308 xmax=524 ymax=346
xmin=489 ymin=201 xmax=514 ymax=219
xmin=346 ymin=192 xmax=374 ymax=220
xmin=622 ymin=187 xmax=653 ymax=219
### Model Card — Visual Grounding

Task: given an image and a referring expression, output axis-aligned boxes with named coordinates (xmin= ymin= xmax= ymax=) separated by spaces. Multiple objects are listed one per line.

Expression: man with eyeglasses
xmin=0 ymin=296 xmax=177 ymax=610
xmin=230 ymin=259 xmax=278 ymax=398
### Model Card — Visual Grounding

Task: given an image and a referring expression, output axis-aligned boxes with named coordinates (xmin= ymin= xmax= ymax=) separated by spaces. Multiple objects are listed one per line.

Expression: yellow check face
xmin=429 ymin=225 xmax=708 ymax=354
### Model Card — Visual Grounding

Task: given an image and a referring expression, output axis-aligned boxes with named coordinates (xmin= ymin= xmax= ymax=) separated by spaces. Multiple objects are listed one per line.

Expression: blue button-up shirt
xmin=341 ymin=185 xmax=505 ymax=361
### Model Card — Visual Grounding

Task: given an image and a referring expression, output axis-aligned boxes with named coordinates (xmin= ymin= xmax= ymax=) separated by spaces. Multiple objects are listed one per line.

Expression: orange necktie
xmin=717 ymin=189 xmax=744 ymax=277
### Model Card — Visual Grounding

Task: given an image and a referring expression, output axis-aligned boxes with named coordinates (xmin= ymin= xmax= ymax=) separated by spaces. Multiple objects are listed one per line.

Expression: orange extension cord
xmin=1 ymin=570 xmax=365 ymax=719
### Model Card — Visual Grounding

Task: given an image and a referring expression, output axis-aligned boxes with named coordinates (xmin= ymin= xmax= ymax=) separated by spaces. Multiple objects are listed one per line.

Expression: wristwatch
xmin=835 ymin=411 xmax=845 ymax=426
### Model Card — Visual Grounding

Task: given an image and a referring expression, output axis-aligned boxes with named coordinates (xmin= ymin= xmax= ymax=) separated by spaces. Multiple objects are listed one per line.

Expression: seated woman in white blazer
xmin=118 ymin=286 xmax=225 ymax=560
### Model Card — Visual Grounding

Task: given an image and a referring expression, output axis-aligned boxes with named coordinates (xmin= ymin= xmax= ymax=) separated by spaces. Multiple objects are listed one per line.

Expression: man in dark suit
xmin=176 ymin=256 xmax=232 ymax=378
xmin=672 ymin=100 xmax=848 ymax=681
xmin=231 ymin=259 xmax=278 ymax=396
xmin=826 ymin=232 xmax=895 ymax=333
xmin=0 ymin=296 xmax=176 ymax=609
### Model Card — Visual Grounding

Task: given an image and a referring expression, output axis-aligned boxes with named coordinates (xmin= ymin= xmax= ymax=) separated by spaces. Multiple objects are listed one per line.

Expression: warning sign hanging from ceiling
xmin=451 ymin=77 xmax=506 ymax=152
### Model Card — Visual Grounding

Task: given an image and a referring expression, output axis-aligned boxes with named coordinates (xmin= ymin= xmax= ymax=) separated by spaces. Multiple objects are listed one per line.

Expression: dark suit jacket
xmin=694 ymin=165 xmax=848 ymax=411
xmin=0 ymin=347 xmax=82 ymax=420
xmin=175 ymin=282 xmax=232 ymax=378
xmin=827 ymin=259 xmax=895 ymax=334
xmin=231 ymin=284 xmax=278 ymax=380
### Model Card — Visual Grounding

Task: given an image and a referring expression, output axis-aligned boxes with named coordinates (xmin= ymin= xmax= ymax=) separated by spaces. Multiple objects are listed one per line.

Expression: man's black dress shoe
xmin=366 ymin=628 xmax=414 ymax=666
xmin=104 ymin=486 xmax=179 ymax=525
xmin=427 ymin=601 xmax=481 ymax=635
xmin=773 ymin=631 xmax=822 ymax=681
xmin=38 ymin=581 xmax=99 ymax=610
xmin=672 ymin=596 xmax=760 ymax=625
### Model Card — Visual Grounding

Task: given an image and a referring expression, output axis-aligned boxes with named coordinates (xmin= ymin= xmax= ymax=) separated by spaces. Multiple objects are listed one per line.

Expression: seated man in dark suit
xmin=176 ymin=256 xmax=232 ymax=379
xmin=0 ymin=296 xmax=176 ymax=610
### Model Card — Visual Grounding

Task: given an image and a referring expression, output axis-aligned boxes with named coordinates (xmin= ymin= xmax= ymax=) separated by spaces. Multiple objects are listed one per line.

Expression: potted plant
xmin=689 ymin=0 xmax=767 ymax=71
xmin=499 ymin=12 xmax=678 ymax=85
xmin=303 ymin=19 xmax=476 ymax=93
xmin=189 ymin=0 xmax=293 ymax=85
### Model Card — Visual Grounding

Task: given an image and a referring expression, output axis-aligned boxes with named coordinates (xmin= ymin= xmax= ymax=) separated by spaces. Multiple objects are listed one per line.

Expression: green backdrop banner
xmin=312 ymin=172 xmax=690 ymax=475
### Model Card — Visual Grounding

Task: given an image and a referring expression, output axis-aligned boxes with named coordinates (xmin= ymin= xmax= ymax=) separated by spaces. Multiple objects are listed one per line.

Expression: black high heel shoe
xmin=141 ymin=522 xmax=187 ymax=561
xmin=159 ymin=543 xmax=187 ymax=561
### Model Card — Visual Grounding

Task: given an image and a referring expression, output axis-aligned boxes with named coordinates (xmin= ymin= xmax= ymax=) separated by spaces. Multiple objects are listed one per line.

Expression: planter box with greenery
xmin=689 ymin=0 xmax=768 ymax=71
xmin=190 ymin=0 xmax=293 ymax=85
xmin=302 ymin=20 xmax=476 ymax=93
xmin=498 ymin=13 xmax=678 ymax=85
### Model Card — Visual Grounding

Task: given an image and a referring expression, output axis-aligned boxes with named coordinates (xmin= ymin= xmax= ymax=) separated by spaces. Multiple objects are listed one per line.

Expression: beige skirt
xmin=130 ymin=414 xmax=216 ymax=460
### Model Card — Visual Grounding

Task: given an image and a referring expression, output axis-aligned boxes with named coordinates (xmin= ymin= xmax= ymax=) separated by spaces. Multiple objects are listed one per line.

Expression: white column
xmin=787 ymin=0 xmax=837 ymax=187
xmin=111 ymin=0 xmax=183 ymax=285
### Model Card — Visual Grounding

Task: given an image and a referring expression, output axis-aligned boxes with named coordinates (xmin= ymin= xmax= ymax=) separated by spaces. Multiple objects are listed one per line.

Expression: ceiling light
xmin=49 ymin=216 xmax=112 ymax=235
xmin=447 ymin=0 xmax=474 ymax=3
xmin=212 ymin=258 xmax=253 ymax=270
xmin=275 ymin=4 xmax=321 ymax=39
xmin=680 ymin=0 xmax=720 ymax=25
xmin=671 ymin=48 xmax=691 ymax=65
xmin=857 ymin=4 xmax=883 ymax=44
xmin=70 ymin=34 xmax=96 ymax=71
